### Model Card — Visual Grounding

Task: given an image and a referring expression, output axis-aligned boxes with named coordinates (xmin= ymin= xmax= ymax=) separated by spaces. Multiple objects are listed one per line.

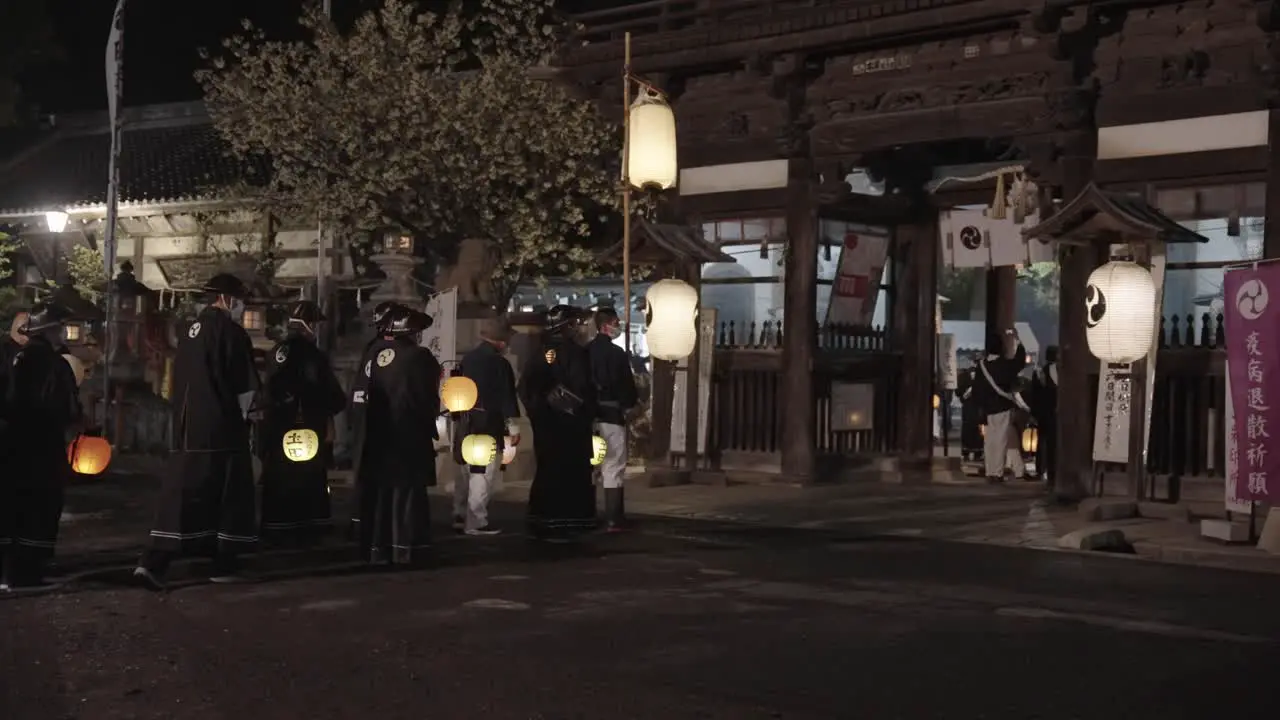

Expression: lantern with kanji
xmin=591 ymin=435 xmax=608 ymax=466
xmin=67 ymin=435 xmax=112 ymax=475
xmin=1085 ymin=261 xmax=1157 ymax=364
xmin=283 ymin=428 xmax=321 ymax=462
xmin=461 ymin=433 xmax=497 ymax=470
xmin=644 ymin=279 xmax=698 ymax=361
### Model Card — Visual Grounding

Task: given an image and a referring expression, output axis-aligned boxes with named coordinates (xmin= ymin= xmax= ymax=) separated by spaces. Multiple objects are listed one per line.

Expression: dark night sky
xmin=26 ymin=0 xmax=636 ymax=114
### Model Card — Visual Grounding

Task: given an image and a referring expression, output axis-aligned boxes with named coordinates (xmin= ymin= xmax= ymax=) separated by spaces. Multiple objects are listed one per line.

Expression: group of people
xmin=1 ymin=270 xmax=641 ymax=590
xmin=961 ymin=328 xmax=1059 ymax=483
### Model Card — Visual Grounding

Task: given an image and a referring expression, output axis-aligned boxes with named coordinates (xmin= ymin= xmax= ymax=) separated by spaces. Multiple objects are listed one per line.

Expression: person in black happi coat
xmin=258 ymin=300 xmax=346 ymax=546
xmin=0 ymin=304 xmax=82 ymax=589
xmin=519 ymin=305 xmax=597 ymax=542
xmin=345 ymin=301 xmax=398 ymax=538
xmin=134 ymin=274 xmax=260 ymax=589
xmin=452 ymin=316 xmax=520 ymax=536
xmin=1028 ymin=345 xmax=1059 ymax=485
xmin=351 ymin=304 xmax=440 ymax=566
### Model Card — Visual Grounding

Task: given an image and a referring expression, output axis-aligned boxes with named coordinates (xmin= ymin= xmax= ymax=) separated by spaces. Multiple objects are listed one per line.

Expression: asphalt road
xmin=4 ymin=510 xmax=1280 ymax=720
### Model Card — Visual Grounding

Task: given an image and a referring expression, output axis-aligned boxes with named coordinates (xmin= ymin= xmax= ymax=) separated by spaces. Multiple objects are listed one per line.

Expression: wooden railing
xmin=713 ymin=320 xmax=889 ymax=351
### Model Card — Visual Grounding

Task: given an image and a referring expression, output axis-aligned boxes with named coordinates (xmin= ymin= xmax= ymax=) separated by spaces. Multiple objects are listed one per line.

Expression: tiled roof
xmin=1023 ymin=183 xmax=1209 ymax=245
xmin=0 ymin=108 xmax=263 ymax=216
xmin=597 ymin=218 xmax=736 ymax=265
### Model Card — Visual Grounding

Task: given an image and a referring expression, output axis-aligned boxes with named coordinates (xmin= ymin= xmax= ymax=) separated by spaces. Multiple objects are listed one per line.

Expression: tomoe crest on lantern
xmin=644 ymin=279 xmax=698 ymax=362
xmin=1085 ymin=261 xmax=1156 ymax=364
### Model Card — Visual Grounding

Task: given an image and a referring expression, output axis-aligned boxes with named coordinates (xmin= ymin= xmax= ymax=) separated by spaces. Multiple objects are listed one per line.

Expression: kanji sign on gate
xmin=1224 ymin=263 xmax=1280 ymax=503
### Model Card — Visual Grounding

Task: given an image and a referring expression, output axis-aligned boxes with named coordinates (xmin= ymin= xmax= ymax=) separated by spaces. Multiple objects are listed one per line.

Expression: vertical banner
xmin=824 ymin=229 xmax=889 ymax=326
xmin=1224 ymin=370 xmax=1254 ymax=513
xmin=1223 ymin=263 xmax=1280 ymax=502
xmin=420 ymin=288 xmax=458 ymax=365
xmin=1091 ymin=244 xmax=1167 ymax=463
xmin=938 ymin=333 xmax=958 ymax=390
xmin=670 ymin=308 xmax=717 ymax=456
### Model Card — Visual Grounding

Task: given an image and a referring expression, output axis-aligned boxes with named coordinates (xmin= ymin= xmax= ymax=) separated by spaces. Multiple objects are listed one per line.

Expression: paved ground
xmin=5 ymin=497 xmax=1280 ymax=719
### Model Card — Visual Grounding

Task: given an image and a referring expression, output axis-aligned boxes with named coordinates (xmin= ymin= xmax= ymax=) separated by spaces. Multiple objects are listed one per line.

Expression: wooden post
xmin=1126 ymin=242 xmax=1153 ymax=499
xmin=780 ymin=157 xmax=817 ymax=481
xmin=1054 ymin=130 xmax=1097 ymax=501
xmin=985 ymin=266 xmax=1017 ymax=338
xmin=683 ymin=260 xmax=702 ymax=473
xmin=893 ymin=213 xmax=940 ymax=463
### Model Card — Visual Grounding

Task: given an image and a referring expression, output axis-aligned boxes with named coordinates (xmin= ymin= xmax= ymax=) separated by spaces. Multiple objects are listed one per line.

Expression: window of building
xmin=1155 ymin=183 xmax=1265 ymax=323
xmin=701 ymin=217 xmax=786 ymax=343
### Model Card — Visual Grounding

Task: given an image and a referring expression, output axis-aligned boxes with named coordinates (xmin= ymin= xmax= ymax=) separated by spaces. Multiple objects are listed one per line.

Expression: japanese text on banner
xmin=1223 ymin=264 xmax=1279 ymax=502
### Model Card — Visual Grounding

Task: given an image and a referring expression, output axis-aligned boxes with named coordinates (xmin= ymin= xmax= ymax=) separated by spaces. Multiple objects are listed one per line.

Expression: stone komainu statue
xmin=438 ymin=238 xmax=501 ymax=307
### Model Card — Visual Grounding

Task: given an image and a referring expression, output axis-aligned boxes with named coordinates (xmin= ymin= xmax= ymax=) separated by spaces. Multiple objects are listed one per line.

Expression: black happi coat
xmin=453 ymin=341 xmax=520 ymax=464
xmin=351 ymin=336 xmax=441 ymax=563
xmin=149 ymin=306 xmax=260 ymax=556
xmin=258 ymin=332 xmax=346 ymax=541
xmin=518 ymin=332 xmax=596 ymax=538
xmin=587 ymin=333 xmax=638 ymax=426
xmin=0 ymin=336 xmax=81 ymax=559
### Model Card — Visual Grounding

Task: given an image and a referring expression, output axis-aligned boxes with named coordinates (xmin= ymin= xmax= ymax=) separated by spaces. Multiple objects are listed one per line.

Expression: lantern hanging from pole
xmin=1022 ymin=426 xmax=1039 ymax=454
xmin=591 ymin=435 xmax=608 ymax=466
xmin=627 ymin=87 xmax=678 ymax=191
xmin=461 ymin=433 xmax=497 ymax=468
xmin=644 ymin=279 xmax=698 ymax=361
xmin=441 ymin=375 xmax=479 ymax=413
xmin=282 ymin=428 xmax=320 ymax=462
xmin=1084 ymin=261 xmax=1156 ymax=364
xmin=67 ymin=435 xmax=112 ymax=475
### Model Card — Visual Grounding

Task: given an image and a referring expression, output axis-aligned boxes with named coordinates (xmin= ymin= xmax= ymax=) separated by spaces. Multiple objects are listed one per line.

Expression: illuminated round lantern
xmin=67 ymin=435 xmax=112 ymax=475
xmin=644 ymin=279 xmax=698 ymax=361
xmin=461 ymin=433 xmax=497 ymax=467
xmin=502 ymin=439 xmax=517 ymax=466
xmin=1085 ymin=261 xmax=1156 ymax=364
xmin=282 ymin=428 xmax=321 ymax=462
xmin=627 ymin=88 xmax=677 ymax=191
xmin=591 ymin=435 xmax=608 ymax=466
xmin=62 ymin=353 xmax=86 ymax=386
xmin=441 ymin=375 xmax=479 ymax=413
xmin=1022 ymin=426 xmax=1039 ymax=454
xmin=932 ymin=394 xmax=940 ymax=410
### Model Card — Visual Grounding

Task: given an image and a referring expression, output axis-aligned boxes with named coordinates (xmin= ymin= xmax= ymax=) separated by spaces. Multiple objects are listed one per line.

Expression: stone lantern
xmin=105 ymin=260 xmax=151 ymax=385
xmin=368 ymin=228 xmax=423 ymax=311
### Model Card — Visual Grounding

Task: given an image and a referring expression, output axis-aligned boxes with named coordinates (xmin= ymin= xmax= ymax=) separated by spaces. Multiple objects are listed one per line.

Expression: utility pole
xmin=316 ymin=0 xmax=333 ymax=348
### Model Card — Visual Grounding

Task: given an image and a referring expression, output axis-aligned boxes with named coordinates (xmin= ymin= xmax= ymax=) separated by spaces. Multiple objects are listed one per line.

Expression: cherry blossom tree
xmin=197 ymin=0 xmax=625 ymax=306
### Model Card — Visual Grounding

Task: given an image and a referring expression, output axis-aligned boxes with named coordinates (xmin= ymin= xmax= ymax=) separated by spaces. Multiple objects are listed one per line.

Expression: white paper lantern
xmin=644 ymin=279 xmax=698 ymax=361
xmin=627 ymin=89 xmax=677 ymax=191
xmin=1085 ymin=261 xmax=1157 ymax=364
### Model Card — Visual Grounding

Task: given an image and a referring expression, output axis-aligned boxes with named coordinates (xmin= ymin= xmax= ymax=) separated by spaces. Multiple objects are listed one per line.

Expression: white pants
xmin=596 ymin=423 xmax=628 ymax=489
xmin=984 ymin=410 xmax=1025 ymax=478
xmin=454 ymin=457 xmax=500 ymax=531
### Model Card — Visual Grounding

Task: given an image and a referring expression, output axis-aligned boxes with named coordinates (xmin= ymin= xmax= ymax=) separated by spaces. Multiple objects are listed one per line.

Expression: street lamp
xmin=45 ymin=211 xmax=69 ymax=233
xmin=620 ymin=31 xmax=685 ymax=357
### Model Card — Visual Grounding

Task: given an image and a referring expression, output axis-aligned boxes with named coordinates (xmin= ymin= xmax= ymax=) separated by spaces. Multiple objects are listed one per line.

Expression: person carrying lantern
xmin=345 ymin=301 xmax=400 ymax=539
xmin=350 ymin=303 xmax=441 ymax=566
xmin=133 ymin=273 xmax=260 ymax=590
xmin=588 ymin=307 xmax=639 ymax=532
xmin=0 ymin=303 xmax=82 ymax=589
xmin=257 ymin=300 xmax=347 ymax=546
xmin=966 ymin=328 xmax=1029 ymax=483
xmin=451 ymin=316 xmax=520 ymax=536
xmin=518 ymin=304 xmax=597 ymax=542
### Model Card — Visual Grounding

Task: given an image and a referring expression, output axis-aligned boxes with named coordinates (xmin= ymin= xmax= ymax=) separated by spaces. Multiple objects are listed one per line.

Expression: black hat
xmin=22 ymin=302 xmax=74 ymax=335
xmin=287 ymin=300 xmax=326 ymax=325
xmin=372 ymin=301 xmax=395 ymax=328
xmin=202 ymin=273 xmax=249 ymax=298
xmin=385 ymin=305 xmax=433 ymax=336
xmin=545 ymin=304 xmax=588 ymax=333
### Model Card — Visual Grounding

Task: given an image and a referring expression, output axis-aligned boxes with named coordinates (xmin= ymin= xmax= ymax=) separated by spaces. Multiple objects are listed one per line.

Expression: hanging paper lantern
xmin=644 ymin=279 xmax=698 ymax=361
xmin=441 ymin=376 xmax=479 ymax=413
xmin=591 ymin=435 xmax=608 ymax=466
xmin=1085 ymin=261 xmax=1156 ymax=364
xmin=1022 ymin=426 xmax=1039 ymax=454
xmin=67 ymin=435 xmax=112 ymax=475
xmin=627 ymin=88 xmax=678 ymax=191
xmin=932 ymin=394 xmax=940 ymax=410
xmin=461 ymin=433 xmax=497 ymax=467
xmin=282 ymin=428 xmax=320 ymax=462
xmin=502 ymin=439 xmax=517 ymax=466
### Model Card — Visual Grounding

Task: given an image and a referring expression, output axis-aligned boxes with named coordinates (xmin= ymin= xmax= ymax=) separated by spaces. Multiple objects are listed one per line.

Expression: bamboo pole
xmin=622 ymin=32 xmax=633 ymax=355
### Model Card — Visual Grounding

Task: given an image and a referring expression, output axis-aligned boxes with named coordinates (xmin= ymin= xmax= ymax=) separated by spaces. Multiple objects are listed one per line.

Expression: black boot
xmin=604 ymin=488 xmax=625 ymax=532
